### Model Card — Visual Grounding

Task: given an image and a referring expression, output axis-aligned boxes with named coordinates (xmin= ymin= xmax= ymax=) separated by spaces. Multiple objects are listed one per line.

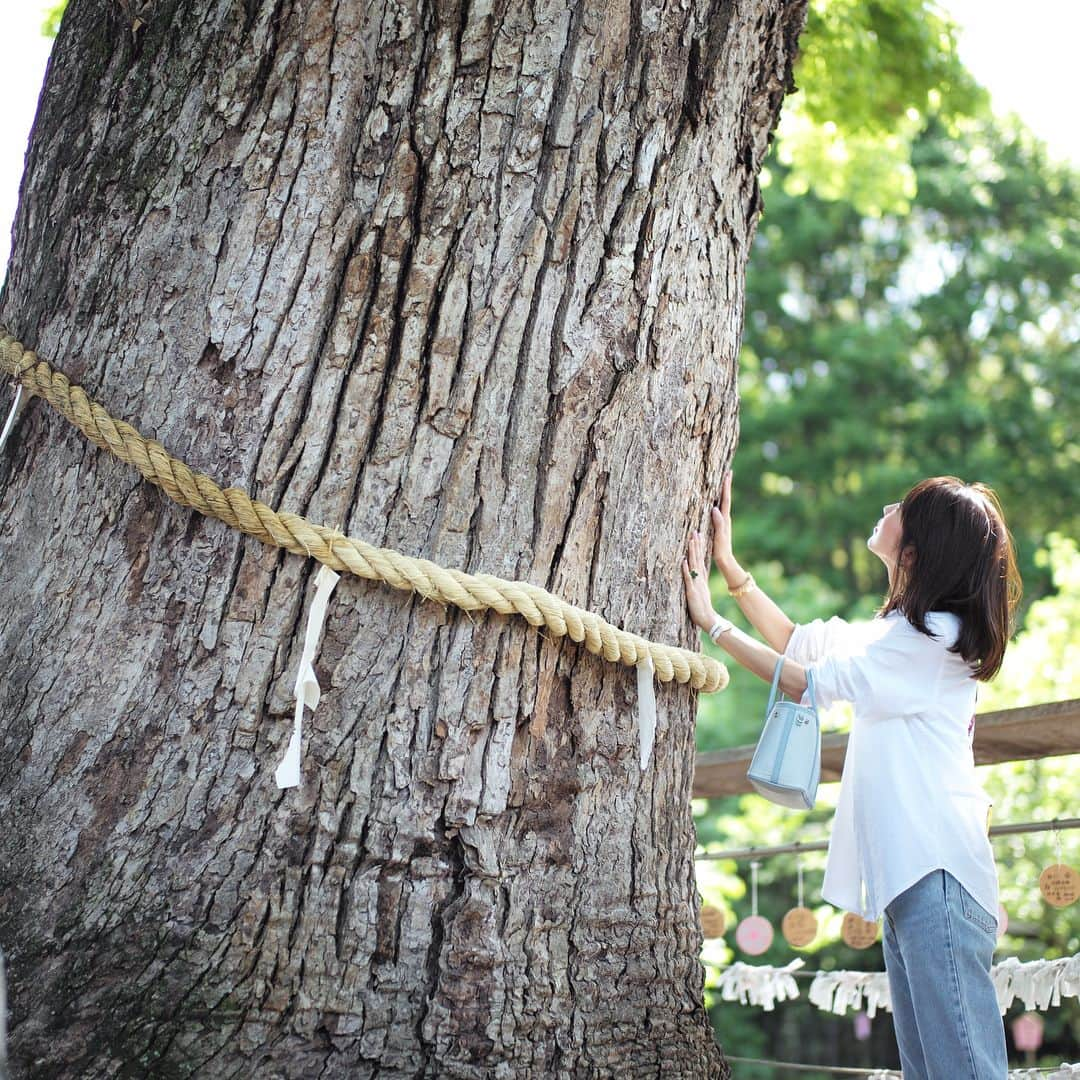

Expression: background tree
xmin=0 ymin=0 xmax=809 ymax=1074
xmin=697 ymin=108 xmax=1080 ymax=753
xmin=692 ymin=22 xmax=1080 ymax=1071
xmin=737 ymin=115 xmax=1078 ymax=606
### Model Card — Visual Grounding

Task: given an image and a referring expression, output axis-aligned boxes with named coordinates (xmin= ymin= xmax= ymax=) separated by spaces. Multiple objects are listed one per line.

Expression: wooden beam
xmin=692 ymin=698 xmax=1080 ymax=800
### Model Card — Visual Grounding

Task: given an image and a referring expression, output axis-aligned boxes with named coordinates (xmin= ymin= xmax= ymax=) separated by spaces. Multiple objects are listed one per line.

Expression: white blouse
xmin=783 ymin=610 xmax=998 ymax=925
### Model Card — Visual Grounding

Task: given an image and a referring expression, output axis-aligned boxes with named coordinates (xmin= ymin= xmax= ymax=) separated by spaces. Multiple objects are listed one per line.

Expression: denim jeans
xmin=882 ymin=868 xmax=1008 ymax=1079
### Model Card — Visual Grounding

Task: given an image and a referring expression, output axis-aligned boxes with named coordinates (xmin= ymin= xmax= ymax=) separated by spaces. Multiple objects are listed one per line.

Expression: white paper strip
xmin=716 ymin=957 xmax=805 ymax=1011
xmin=0 ymin=384 xmax=23 ymax=456
xmin=736 ymin=1063 xmax=1080 ymax=1080
xmin=716 ymin=952 xmax=1080 ymax=1020
xmin=807 ymin=968 xmax=893 ymax=1017
xmin=636 ymin=652 xmax=657 ymax=769
xmin=990 ymin=953 xmax=1080 ymax=1013
xmin=275 ymin=563 xmax=341 ymax=789
xmin=996 ymin=1067 xmax=1080 ymax=1080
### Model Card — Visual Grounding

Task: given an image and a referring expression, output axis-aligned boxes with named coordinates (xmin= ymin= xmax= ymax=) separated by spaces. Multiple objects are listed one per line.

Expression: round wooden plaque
xmin=841 ymin=912 xmax=879 ymax=949
xmin=735 ymin=914 xmax=774 ymax=955
xmin=781 ymin=906 xmax=818 ymax=948
xmin=700 ymin=904 xmax=726 ymax=938
xmin=1039 ymin=864 xmax=1080 ymax=908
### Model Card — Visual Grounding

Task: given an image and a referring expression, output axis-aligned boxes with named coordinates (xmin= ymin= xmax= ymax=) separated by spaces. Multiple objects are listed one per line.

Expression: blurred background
xmin=2 ymin=2 xmax=1077 ymax=1075
xmin=694 ymin=1 xmax=1080 ymax=1073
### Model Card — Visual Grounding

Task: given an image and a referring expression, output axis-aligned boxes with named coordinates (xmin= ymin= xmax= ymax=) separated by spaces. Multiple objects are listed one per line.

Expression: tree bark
xmin=0 ymin=0 xmax=804 ymax=1075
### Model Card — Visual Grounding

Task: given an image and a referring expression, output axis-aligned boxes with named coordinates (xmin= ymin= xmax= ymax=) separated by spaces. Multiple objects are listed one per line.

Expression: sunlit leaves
xmin=41 ymin=0 xmax=67 ymax=37
xmin=778 ymin=0 xmax=987 ymax=214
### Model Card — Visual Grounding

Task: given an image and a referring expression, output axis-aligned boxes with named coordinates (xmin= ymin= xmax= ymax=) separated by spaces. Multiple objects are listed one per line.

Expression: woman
xmin=683 ymin=471 xmax=1021 ymax=1079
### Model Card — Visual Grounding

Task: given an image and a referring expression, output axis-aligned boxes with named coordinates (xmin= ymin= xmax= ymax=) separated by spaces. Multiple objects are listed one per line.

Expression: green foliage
xmin=979 ymin=534 xmax=1080 ymax=710
xmin=780 ymin=0 xmax=986 ymax=214
xmin=41 ymin=0 xmax=68 ymax=38
xmin=735 ymin=112 xmax=1079 ymax=622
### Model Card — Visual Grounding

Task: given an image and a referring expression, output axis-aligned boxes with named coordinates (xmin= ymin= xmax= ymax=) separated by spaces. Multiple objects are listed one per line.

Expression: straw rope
xmin=0 ymin=327 xmax=729 ymax=692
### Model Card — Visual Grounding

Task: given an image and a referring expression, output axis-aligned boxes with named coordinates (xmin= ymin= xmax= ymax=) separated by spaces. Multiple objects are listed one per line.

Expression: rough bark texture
xmin=0 ymin=0 xmax=804 ymax=1075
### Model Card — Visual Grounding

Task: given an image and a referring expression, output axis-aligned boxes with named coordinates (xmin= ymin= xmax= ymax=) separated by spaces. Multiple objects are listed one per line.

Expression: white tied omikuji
xmin=636 ymin=653 xmax=657 ymax=769
xmin=866 ymin=1065 xmax=1080 ymax=1080
xmin=715 ymin=957 xmax=805 ymax=1011
xmin=275 ymin=564 xmax=341 ymax=789
xmin=713 ymin=952 xmax=1080 ymax=1019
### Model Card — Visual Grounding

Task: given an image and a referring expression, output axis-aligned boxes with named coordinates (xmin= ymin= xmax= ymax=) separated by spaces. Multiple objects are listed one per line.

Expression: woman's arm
xmin=701 ymin=472 xmax=798 ymax=653
xmin=707 ymin=621 xmax=809 ymax=700
xmin=717 ymin=555 xmax=796 ymax=654
xmin=683 ymin=533 xmax=809 ymax=699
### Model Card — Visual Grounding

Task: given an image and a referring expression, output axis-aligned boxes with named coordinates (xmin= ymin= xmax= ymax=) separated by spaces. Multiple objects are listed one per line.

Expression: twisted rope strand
xmin=0 ymin=328 xmax=728 ymax=693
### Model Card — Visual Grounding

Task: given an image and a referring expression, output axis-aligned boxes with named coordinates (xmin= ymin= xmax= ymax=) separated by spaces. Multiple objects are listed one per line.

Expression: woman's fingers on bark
xmin=684 ymin=541 xmax=705 ymax=579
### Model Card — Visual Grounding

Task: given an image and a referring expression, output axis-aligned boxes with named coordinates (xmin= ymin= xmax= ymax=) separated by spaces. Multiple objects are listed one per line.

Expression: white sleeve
xmin=782 ymin=615 xmax=855 ymax=666
xmin=802 ymin=622 xmax=939 ymax=718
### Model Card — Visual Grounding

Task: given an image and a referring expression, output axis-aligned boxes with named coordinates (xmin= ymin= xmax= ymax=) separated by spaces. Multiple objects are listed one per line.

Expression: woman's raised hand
xmin=682 ymin=469 xmax=736 ymax=631
xmin=682 ymin=530 xmax=716 ymax=630
xmin=711 ymin=470 xmax=735 ymax=573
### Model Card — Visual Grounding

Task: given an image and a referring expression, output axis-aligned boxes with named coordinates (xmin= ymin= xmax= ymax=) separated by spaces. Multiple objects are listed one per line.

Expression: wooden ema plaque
xmin=781 ymin=906 xmax=818 ymax=948
xmin=735 ymin=915 xmax=774 ymax=955
xmin=1039 ymin=864 xmax=1080 ymax=908
xmin=841 ymin=912 xmax=879 ymax=949
xmin=700 ymin=904 xmax=726 ymax=938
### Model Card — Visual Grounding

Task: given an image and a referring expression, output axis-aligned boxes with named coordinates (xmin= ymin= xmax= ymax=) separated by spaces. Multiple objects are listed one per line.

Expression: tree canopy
xmin=736 ymin=112 xmax=1078 ymax=613
xmin=779 ymin=0 xmax=984 ymax=214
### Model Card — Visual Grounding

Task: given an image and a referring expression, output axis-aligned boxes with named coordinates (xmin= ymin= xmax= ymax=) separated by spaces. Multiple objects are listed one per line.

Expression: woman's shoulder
xmin=924 ymin=610 xmax=962 ymax=643
xmin=887 ymin=609 xmax=962 ymax=648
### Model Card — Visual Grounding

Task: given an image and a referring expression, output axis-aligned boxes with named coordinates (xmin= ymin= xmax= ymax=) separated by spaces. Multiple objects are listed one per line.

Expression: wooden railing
xmin=692 ymin=697 xmax=1080 ymax=799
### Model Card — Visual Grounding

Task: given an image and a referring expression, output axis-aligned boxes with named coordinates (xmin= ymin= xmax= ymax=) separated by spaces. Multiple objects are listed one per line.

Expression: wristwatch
xmin=708 ymin=615 xmax=735 ymax=642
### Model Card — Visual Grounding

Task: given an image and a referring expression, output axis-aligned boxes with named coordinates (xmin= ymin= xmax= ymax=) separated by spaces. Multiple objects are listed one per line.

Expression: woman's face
xmin=868 ymin=500 xmax=904 ymax=568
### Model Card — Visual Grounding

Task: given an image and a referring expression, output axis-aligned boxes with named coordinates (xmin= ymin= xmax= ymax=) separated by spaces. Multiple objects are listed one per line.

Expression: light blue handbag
xmin=746 ymin=657 xmax=821 ymax=810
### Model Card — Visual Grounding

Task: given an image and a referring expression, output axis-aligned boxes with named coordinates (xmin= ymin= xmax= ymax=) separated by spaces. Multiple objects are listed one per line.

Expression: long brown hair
xmin=878 ymin=477 xmax=1022 ymax=681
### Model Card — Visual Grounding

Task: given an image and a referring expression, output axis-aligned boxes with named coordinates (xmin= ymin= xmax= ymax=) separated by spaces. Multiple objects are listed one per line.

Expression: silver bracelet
xmin=708 ymin=616 xmax=734 ymax=642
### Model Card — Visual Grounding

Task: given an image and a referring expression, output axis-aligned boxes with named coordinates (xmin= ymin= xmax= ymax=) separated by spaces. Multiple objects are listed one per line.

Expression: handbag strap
xmin=768 ymin=655 xmax=818 ymax=711
xmin=768 ymin=655 xmax=786 ymax=710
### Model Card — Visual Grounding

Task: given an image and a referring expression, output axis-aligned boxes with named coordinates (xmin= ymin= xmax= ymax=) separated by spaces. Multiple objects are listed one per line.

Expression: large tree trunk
xmin=0 ymin=0 xmax=803 ymax=1074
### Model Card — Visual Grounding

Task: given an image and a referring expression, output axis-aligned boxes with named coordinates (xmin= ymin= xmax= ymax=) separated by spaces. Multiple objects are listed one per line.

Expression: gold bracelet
xmin=728 ymin=571 xmax=757 ymax=599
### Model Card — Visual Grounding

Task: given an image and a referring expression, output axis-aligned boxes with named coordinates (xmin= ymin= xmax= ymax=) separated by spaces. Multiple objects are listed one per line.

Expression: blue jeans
xmin=882 ymin=868 xmax=1008 ymax=1079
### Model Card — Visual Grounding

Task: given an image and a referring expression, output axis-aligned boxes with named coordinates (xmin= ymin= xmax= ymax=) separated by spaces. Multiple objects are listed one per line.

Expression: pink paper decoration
xmin=854 ymin=1011 xmax=872 ymax=1041
xmin=735 ymin=914 xmax=774 ymax=955
xmin=1011 ymin=1012 xmax=1043 ymax=1052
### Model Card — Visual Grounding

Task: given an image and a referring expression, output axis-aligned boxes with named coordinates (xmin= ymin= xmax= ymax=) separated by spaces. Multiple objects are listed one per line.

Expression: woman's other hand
xmin=682 ymin=531 xmax=717 ymax=631
xmin=711 ymin=470 xmax=735 ymax=573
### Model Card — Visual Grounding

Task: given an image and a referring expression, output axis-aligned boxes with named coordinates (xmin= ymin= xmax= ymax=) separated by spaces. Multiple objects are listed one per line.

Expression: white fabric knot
xmin=636 ymin=652 xmax=656 ymax=769
xmin=716 ymin=958 xmax=805 ymax=1011
xmin=990 ymin=954 xmax=1080 ymax=1014
xmin=275 ymin=564 xmax=340 ymax=789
